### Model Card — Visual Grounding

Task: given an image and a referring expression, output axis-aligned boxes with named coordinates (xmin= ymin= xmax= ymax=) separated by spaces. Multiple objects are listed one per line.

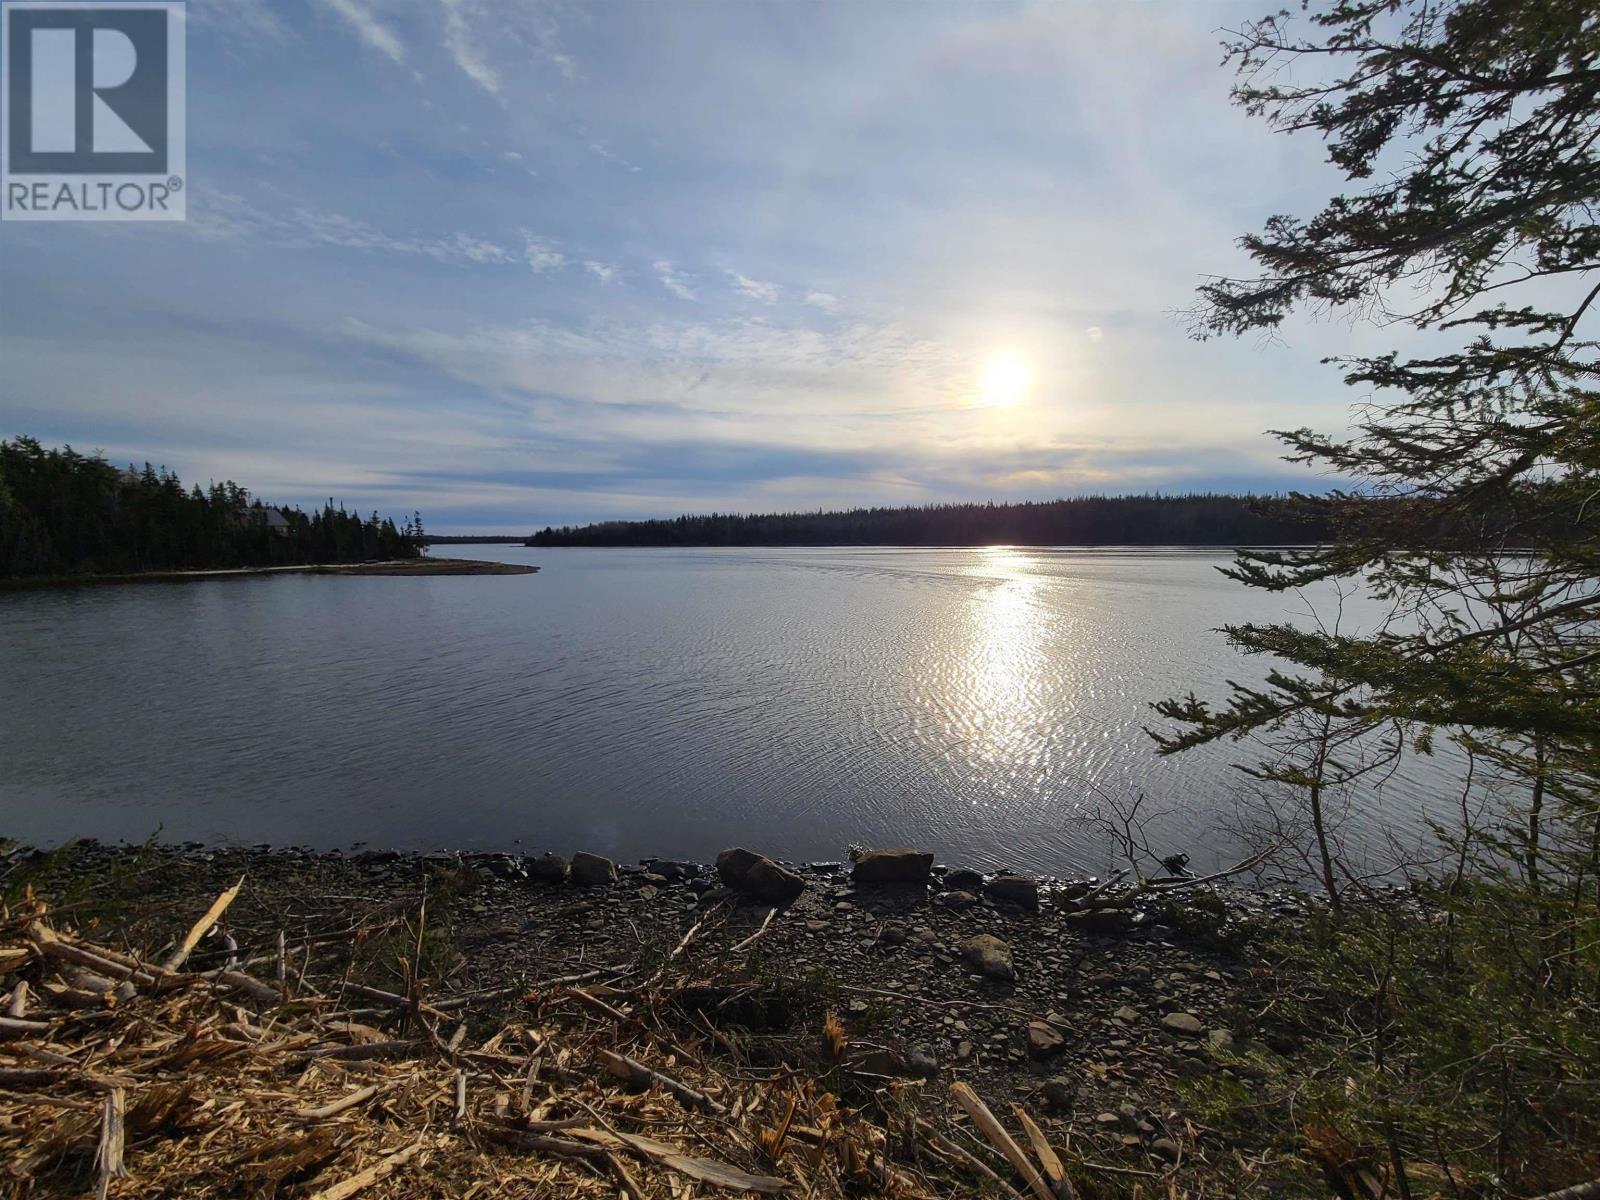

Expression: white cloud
xmin=584 ymin=261 xmax=619 ymax=283
xmin=191 ymin=191 xmax=519 ymax=266
xmin=323 ymin=0 xmax=406 ymax=64
xmin=522 ymin=233 xmax=566 ymax=273
xmin=655 ymin=261 xmax=695 ymax=301
xmin=1085 ymin=326 xmax=1104 ymax=342
xmin=729 ymin=272 xmax=779 ymax=304
xmin=589 ymin=142 xmax=642 ymax=172
xmin=190 ymin=0 xmax=291 ymax=41
xmin=441 ymin=0 xmax=501 ymax=95
xmin=805 ymin=291 xmax=840 ymax=314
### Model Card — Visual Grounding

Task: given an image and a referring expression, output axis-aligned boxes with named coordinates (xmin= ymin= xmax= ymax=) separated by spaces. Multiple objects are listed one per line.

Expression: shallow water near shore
xmin=0 ymin=545 xmax=1452 ymax=874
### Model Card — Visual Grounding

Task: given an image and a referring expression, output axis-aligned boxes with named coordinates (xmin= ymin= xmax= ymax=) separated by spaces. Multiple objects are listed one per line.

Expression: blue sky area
xmin=0 ymin=0 xmax=1408 ymax=532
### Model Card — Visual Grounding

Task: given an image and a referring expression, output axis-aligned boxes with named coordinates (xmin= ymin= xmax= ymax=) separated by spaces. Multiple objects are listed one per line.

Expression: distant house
xmin=255 ymin=506 xmax=292 ymax=535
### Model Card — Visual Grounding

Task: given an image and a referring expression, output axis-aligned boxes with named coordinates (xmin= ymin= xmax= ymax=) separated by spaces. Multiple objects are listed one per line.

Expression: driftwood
xmin=951 ymin=1082 xmax=1054 ymax=1200
xmin=161 ymin=877 xmax=243 ymax=972
xmin=294 ymin=1083 xmax=385 ymax=1121
xmin=597 ymin=1048 xmax=726 ymax=1114
xmin=305 ymin=1136 xmax=426 ymax=1200
xmin=92 ymin=1087 xmax=127 ymax=1200
xmin=1014 ymin=1104 xmax=1077 ymax=1200
xmin=729 ymin=907 xmax=778 ymax=954
xmin=1532 ymin=1181 xmax=1600 ymax=1200
xmin=3 ymin=884 xmax=1054 ymax=1200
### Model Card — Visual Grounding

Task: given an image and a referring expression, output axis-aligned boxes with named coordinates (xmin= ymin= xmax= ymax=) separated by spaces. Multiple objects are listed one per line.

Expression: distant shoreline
xmin=0 ymin=556 xmax=538 ymax=590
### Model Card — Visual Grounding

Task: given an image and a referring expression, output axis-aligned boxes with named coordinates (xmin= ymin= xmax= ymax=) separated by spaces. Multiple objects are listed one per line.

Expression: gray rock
xmin=1067 ymin=907 xmax=1135 ymax=936
xmin=852 ymin=848 xmax=934 ymax=885
xmin=878 ymin=923 xmax=909 ymax=947
xmin=716 ymin=847 xmax=766 ymax=888
xmin=959 ymin=934 xmax=1014 ymax=982
xmin=570 ymin=851 xmax=617 ymax=886
xmin=1150 ymin=1138 xmax=1181 ymax=1163
xmin=715 ymin=847 xmax=806 ymax=904
xmin=1161 ymin=1012 xmax=1205 ymax=1038
xmin=1040 ymin=1077 xmax=1076 ymax=1112
xmin=987 ymin=874 xmax=1040 ymax=910
xmin=938 ymin=890 xmax=978 ymax=909
xmin=742 ymin=857 xmax=807 ymax=904
xmin=1207 ymin=1028 xmax=1235 ymax=1052
xmin=944 ymin=868 xmax=985 ymax=892
xmin=1113 ymin=1005 xmax=1139 ymax=1022
xmin=1025 ymin=1020 xmax=1066 ymax=1059
xmin=906 ymin=1047 xmax=940 ymax=1077
xmin=526 ymin=853 xmax=569 ymax=883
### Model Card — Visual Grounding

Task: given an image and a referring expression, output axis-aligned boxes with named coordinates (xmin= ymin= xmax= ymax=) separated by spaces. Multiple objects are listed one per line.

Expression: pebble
xmin=1161 ymin=1012 xmax=1205 ymax=1038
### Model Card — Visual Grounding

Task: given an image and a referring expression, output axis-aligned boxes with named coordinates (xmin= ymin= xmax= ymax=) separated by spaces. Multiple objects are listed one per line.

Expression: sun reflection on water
xmin=946 ymin=549 xmax=1054 ymax=782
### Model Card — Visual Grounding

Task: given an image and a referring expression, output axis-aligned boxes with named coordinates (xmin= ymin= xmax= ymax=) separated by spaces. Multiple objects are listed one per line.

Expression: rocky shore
xmin=4 ymin=836 xmax=1312 ymax=1189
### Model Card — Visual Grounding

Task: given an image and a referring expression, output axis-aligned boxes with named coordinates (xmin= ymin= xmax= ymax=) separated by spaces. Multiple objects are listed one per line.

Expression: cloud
xmin=441 ymin=0 xmax=501 ymax=95
xmin=1085 ymin=326 xmax=1104 ymax=342
xmin=322 ymin=0 xmax=406 ymax=64
xmin=805 ymin=291 xmax=840 ymax=314
xmin=191 ymin=191 xmax=519 ymax=266
xmin=729 ymin=272 xmax=779 ymax=304
xmin=190 ymin=0 xmax=291 ymax=41
xmin=654 ymin=261 xmax=695 ymax=301
xmin=522 ymin=233 xmax=566 ymax=273
xmin=584 ymin=261 xmax=619 ymax=283
xmin=589 ymin=142 xmax=642 ymax=172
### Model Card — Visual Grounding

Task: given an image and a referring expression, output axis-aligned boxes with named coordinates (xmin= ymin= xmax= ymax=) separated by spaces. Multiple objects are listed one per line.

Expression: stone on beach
xmin=986 ymin=874 xmax=1040 ymax=909
xmin=526 ymin=853 xmax=569 ymax=883
xmin=570 ymin=851 xmax=618 ymax=886
xmin=943 ymin=868 xmax=985 ymax=892
xmin=1161 ymin=1011 xmax=1205 ymax=1038
xmin=852 ymin=849 xmax=934 ymax=885
xmin=715 ymin=847 xmax=807 ymax=904
xmin=1066 ymin=907 xmax=1135 ymax=936
xmin=1025 ymin=1020 xmax=1066 ymax=1059
xmin=959 ymin=933 xmax=1014 ymax=982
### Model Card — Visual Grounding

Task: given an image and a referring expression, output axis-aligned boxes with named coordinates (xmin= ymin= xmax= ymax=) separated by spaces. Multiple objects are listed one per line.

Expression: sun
xmin=978 ymin=354 xmax=1031 ymax=408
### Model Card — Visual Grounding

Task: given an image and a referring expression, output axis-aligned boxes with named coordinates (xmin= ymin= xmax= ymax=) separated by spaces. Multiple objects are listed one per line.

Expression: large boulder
xmin=526 ymin=853 xmax=569 ymax=883
xmin=715 ymin=847 xmax=806 ymax=905
xmin=943 ymin=868 xmax=986 ymax=892
xmin=986 ymin=874 xmax=1040 ymax=910
xmin=1067 ymin=906 xmax=1135 ymax=936
xmin=716 ymin=847 xmax=766 ymax=888
xmin=742 ymin=857 xmax=807 ymax=904
xmin=852 ymin=849 xmax=934 ymax=885
xmin=959 ymin=934 xmax=1014 ymax=983
xmin=570 ymin=851 xmax=618 ymax=886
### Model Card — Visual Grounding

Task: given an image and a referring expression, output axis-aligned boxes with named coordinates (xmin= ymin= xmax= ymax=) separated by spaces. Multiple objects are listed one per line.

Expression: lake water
xmin=0 ymin=546 xmax=1450 ymax=875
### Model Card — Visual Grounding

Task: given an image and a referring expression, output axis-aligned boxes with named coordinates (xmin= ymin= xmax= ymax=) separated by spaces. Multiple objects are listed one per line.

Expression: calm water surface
xmin=0 ymin=547 xmax=1449 ymax=874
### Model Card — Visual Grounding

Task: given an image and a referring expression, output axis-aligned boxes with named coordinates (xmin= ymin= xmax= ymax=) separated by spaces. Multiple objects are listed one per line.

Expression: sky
xmin=0 ymin=0 xmax=1400 ymax=533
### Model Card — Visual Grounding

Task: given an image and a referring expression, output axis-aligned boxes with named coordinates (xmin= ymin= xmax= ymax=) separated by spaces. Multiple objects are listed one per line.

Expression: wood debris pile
xmin=0 ymin=883 xmax=1085 ymax=1199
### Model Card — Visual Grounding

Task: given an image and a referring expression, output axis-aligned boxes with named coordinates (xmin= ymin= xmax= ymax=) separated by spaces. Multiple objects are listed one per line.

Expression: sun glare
xmin=978 ymin=354 xmax=1031 ymax=408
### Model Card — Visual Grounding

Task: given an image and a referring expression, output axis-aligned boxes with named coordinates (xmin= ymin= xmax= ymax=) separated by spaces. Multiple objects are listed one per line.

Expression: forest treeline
xmin=0 ymin=436 xmax=424 ymax=578
xmin=526 ymin=493 xmax=1328 ymax=547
